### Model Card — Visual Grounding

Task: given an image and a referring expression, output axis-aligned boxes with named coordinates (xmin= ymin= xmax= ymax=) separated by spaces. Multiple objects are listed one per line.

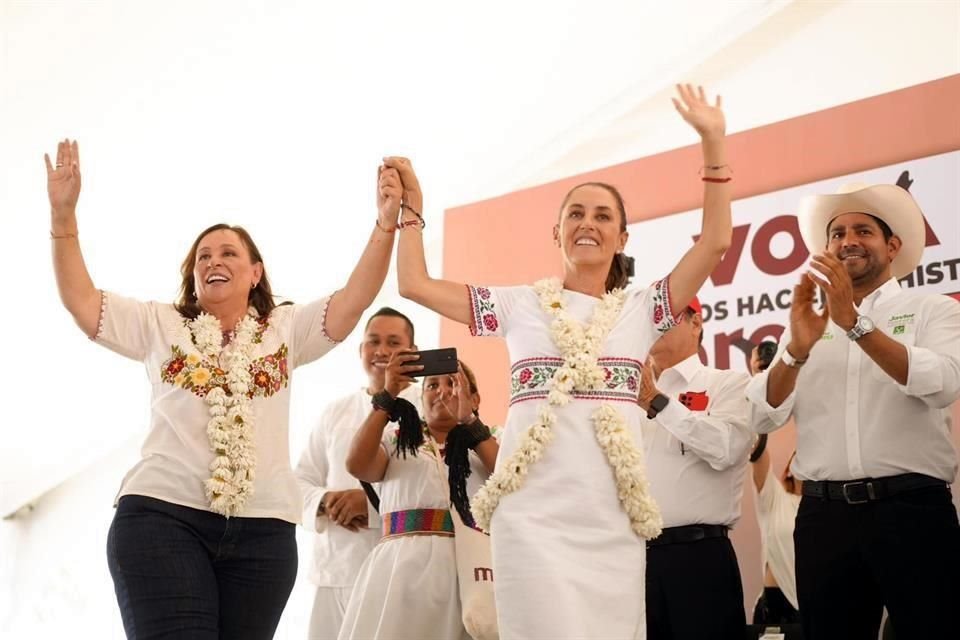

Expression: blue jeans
xmin=107 ymin=495 xmax=298 ymax=639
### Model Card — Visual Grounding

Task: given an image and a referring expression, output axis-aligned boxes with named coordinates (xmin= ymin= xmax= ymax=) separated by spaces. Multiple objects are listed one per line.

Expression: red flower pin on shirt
xmin=679 ymin=391 xmax=709 ymax=411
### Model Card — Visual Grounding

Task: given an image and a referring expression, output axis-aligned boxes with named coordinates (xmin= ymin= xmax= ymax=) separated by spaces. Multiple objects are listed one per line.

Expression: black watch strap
xmin=646 ymin=393 xmax=670 ymax=420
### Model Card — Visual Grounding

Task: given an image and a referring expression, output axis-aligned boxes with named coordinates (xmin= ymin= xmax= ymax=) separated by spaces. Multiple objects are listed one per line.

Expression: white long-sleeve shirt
xmin=642 ymin=354 xmax=754 ymax=527
xmin=747 ymin=278 xmax=960 ymax=482
xmin=295 ymin=386 xmax=421 ymax=587
xmin=754 ymin=467 xmax=801 ymax=610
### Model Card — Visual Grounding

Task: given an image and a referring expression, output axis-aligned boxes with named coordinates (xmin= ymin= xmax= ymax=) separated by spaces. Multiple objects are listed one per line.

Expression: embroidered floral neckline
xmin=470 ymin=278 xmax=663 ymax=539
xmin=189 ymin=308 xmax=259 ymax=517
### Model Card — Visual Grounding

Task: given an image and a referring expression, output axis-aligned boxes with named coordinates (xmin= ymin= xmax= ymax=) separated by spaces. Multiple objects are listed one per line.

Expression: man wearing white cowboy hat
xmin=746 ymin=182 xmax=960 ymax=639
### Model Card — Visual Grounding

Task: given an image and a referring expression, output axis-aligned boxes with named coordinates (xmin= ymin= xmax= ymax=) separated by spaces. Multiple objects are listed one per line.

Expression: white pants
xmin=307 ymin=586 xmax=354 ymax=640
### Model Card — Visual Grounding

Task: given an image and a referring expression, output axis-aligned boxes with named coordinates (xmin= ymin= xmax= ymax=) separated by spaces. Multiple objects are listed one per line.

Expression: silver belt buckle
xmin=841 ymin=481 xmax=876 ymax=504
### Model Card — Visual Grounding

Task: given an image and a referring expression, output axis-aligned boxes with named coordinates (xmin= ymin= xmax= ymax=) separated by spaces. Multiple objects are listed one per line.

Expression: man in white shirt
xmin=294 ymin=307 xmax=421 ymax=640
xmin=639 ymin=296 xmax=754 ymax=640
xmin=747 ymin=183 xmax=960 ymax=639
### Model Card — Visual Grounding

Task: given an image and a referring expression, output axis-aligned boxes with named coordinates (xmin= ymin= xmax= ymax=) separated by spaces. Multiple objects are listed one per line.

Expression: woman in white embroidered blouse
xmin=389 ymin=85 xmax=733 ymax=639
xmin=46 ymin=139 xmax=405 ymax=640
xmin=340 ymin=359 xmax=498 ymax=640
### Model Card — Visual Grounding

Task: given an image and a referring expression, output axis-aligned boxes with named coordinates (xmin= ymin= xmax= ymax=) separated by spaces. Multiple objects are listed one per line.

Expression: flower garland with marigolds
xmin=470 ymin=278 xmax=663 ymax=539
xmin=188 ymin=310 xmax=259 ymax=517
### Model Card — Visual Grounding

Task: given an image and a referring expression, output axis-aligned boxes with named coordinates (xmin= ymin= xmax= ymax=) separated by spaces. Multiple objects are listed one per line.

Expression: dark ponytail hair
xmin=559 ymin=182 xmax=633 ymax=292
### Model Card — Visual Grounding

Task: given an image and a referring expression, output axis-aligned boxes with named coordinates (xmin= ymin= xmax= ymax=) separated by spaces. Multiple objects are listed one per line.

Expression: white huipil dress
xmin=467 ymin=280 xmax=677 ymax=640
xmin=338 ymin=429 xmax=490 ymax=640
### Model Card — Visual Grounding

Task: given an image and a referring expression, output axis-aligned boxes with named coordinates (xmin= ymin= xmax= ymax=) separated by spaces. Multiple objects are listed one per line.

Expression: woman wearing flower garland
xmin=389 ymin=84 xmax=732 ymax=639
xmin=340 ymin=357 xmax=497 ymax=640
xmin=46 ymin=140 xmax=405 ymax=639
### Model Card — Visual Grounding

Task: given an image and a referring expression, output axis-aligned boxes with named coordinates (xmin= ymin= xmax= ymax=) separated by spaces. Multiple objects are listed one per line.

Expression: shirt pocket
xmin=868 ymin=325 xmax=918 ymax=381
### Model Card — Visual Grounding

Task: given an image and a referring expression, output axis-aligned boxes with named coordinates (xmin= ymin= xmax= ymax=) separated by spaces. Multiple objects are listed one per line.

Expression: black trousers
xmin=794 ymin=485 xmax=960 ymax=640
xmin=753 ymin=586 xmax=801 ymax=625
xmin=646 ymin=536 xmax=745 ymax=640
xmin=107 ymin=495 xmax=298 ymax=640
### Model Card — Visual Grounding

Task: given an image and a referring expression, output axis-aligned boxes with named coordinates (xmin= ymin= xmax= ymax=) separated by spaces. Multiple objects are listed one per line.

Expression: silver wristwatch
xmin=846 ymin=315 xmax=876 ymax=341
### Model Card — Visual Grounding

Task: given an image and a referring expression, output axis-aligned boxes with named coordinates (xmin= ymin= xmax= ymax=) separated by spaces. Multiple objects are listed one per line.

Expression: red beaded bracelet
xmin=399 ymin=218 xmax=424 ymax=230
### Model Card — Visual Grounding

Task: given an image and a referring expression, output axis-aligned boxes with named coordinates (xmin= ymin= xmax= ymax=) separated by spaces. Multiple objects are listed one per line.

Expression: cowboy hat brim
xmin=797 ymin=183 xmax=925 ymax=279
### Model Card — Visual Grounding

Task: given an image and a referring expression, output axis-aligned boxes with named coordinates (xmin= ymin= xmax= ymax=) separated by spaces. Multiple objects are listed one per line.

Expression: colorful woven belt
xmin=381 ymin=508 xmax=454 ymax=540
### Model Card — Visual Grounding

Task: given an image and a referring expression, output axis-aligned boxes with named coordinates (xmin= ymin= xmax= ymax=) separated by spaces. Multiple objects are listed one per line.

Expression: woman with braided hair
xmin=342 ymin=355 xmax=498 ymax=640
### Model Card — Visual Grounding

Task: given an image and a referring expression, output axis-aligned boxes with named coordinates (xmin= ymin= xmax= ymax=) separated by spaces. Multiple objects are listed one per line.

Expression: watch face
xmin=858 ymin=316 xmax=875 ymax=332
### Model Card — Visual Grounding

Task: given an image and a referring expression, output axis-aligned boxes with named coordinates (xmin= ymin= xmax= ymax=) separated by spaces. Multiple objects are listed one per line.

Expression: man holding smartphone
xmin=294 ymin=307 xmax=421 ymax=640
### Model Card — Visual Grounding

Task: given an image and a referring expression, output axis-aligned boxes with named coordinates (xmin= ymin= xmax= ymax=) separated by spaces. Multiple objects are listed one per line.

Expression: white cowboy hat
xmin=797 ymin=182 xmax=925 ymax=279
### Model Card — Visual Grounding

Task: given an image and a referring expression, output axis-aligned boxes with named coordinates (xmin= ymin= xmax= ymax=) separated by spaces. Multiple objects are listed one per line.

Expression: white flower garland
xmin=189 ymin=310 xmax=259 ymax=517
xmin=471 ymin=278 xmax=662 ymax=539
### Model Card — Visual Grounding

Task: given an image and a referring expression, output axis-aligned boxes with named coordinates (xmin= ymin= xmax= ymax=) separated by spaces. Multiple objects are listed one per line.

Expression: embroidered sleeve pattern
xmin=92 ymin=289 xmax=107 ymax=340
xmin=318 ymin=290 xmax=340 ymax=346
xmin=468 ymin=285 xmax=501 ymax=337
xmin=651 ymin=276 xmax=679 ymax=335
xmin=290 ymin=294 xmax=341 ymax=368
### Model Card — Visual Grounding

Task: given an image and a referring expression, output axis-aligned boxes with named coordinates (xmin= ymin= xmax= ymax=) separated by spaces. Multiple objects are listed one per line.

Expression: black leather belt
xmin=647 ymin=524 xmax=729 ymax=548
xmin=802 ymin=473 xmax=947 ymax=505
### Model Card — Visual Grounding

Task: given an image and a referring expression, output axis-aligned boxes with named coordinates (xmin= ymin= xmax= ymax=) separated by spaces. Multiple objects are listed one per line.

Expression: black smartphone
xmin=411 ymin=347 xmax=459 ymax=378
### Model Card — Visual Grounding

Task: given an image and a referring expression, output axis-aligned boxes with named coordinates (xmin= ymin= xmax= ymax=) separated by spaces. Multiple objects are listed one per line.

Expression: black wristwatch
xmin=647 ymin=393 xmax=670 ymax=420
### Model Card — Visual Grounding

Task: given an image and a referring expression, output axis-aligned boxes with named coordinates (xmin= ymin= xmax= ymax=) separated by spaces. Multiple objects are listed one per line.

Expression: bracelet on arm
xmin=749 ymin=433 xmax=768 ymax=463
xmin=455 ymin=416 xmax=492 ymax=450
xmin=699 ymin=164 xmax=733 ymax=183
xmin=699 ymin=164 xmax=732 ymax=173
xmin=400 ymin=203 xmax=425 ymax=229
xmin=371 ymin=389 xmax=398 ymax=415
xmin=780 ymin=348 xmax=807 ymax=369
xmin=50 ymin=231 xmax=78 ymax=239
xmin=375 ymin=218 xmax=397 ymax=233
xmin=444 ymin=415 xmax=493 ymax=529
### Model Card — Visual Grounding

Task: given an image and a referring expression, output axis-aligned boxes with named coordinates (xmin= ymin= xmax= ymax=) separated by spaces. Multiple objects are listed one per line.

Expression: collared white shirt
xmin=295 ymin=385 xmax=421 ymax=588
xmin=747 ymin=278 xmax=960 ymax=482
xmin=642 ymin=354 xmax=754 ymax=528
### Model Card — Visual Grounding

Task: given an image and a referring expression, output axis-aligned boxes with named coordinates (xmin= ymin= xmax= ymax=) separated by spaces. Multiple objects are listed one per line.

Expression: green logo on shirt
xmin=893 ymin=325 xmax=905 ymax=335
xmin=887 ymin=313 xmax=915 ymax=327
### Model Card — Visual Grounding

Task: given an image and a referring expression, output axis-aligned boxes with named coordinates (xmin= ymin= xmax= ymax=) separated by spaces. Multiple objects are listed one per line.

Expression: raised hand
xmin=787 ymin=272 xmax=829 ymax=360
xmin=451 ymin=365 xmax=476 ymax=424
xmin=809 ymin=251 xmax=857 ymax=331
xmin=672 ymin=84 xmax=725 ymax=140
xmin=383 ymin=349 xmax=422 ymax=397
xmin=382 ymin=156 xmax=422 ymax=215
xmin=637 ymin=356 xmax=661 ymax=412
xmin=377 ymin=165 xmax=402 ymax=228
xmin=45 ymin=139 xmax=82 ymax=221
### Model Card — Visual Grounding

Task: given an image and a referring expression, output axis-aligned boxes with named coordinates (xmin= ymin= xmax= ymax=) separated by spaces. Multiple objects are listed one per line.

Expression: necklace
xmin=188 ymin=309 xmax=259 ymax=517
xmin=470 ymin=278 xmax=662 ymax=538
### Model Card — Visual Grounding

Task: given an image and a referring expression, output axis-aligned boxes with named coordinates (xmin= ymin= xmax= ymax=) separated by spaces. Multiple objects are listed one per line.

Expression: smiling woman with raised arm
xmin=389 ymin=84 xmax=732 ymax=639
xmin=46 ymin=139 xmax=403 ymax=640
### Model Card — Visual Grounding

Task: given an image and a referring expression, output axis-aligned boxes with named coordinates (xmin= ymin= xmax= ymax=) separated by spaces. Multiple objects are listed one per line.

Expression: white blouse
xmin=95 ymin=291 xmax=338 ymax=522
xmin=755 ymin=467 xmax=801 ymax=609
